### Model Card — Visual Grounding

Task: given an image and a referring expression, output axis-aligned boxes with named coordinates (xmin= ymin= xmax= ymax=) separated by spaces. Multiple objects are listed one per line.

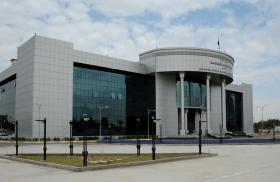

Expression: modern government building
xmin=0 ymin=35 xmax=253 ymax=138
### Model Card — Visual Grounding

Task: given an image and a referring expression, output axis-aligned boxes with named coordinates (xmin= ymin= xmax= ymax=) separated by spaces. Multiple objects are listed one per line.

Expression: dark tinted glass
xmin=73 ymin=65 xmax=155 ymax=136
xmin=226 ymin=91 xmax=243 ymax=132
xmin=0 ymin=79 xmax=16 ymax=131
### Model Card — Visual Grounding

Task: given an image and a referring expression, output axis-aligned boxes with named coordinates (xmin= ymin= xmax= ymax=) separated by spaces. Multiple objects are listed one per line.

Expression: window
xmin=72 ymin=64 xmax=155 ymax=136
xmin=176 ymin=81 xmax=206 ymax=108
xmin=0 ymin=80 xmax=16 ymax=125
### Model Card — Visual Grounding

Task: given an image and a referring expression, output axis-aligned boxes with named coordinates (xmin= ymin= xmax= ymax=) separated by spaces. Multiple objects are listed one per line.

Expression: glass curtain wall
xmin=176 ymin=81 xmax=206 ymax=108
xmin=226 ymin=91 xmax=243 ymax=132
xmin=73 ymin=67 xmax=126 ymax=136
xmin=0 ymin=77 xmax=16 ymax=131
xmin=73 ymin=64 xmax=155 ymax=136
xmin=125 ymin=75 xmax=155 ymax=135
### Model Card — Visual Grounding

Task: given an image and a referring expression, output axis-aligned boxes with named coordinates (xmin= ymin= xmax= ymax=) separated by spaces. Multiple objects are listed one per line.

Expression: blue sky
xmin=0 ymin=0 xmax=279 ymax=122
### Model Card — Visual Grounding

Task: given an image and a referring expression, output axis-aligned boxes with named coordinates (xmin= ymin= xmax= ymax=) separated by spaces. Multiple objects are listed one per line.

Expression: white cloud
xmin=90 ymin=0 xmax=228 ymax=19
xmin=0 ymin=0 xmax=279 ymax=121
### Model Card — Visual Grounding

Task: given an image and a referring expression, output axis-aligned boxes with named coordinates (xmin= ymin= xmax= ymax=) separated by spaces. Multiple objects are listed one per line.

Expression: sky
xmin=0 ymin=0 xmax=279 ymax=122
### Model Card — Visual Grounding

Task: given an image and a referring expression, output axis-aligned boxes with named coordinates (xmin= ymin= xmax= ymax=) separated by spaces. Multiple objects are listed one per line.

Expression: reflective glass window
xmin=0 ymin=79 xmax=16 ymax=130
xmin=176 ymin=81 xmax=206 ymax=108
xmin=73 ymin=64 xmax=155 ymax=136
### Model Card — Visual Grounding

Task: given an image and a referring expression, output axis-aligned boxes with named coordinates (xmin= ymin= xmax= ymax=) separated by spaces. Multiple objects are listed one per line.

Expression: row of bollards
xmin=9 ymin=118 xmax=278 ymax=167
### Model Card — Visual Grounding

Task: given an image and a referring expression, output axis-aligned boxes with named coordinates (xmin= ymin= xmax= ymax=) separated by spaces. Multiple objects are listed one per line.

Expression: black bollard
xmin=136 ymin=119 xmax=141 ymax=156
xmin=69 ymin=121 xmax=73 ymax=156
xmin=43 ymin=118 xmax=47 ymax=160
xmin=152 ymin=133 xmax=156 ymax=160
xmin=82 ymin=136 xmax=88 ymax=167
xmin=199 ymin=119 xmax=202 ymax=155
xmin=15 ymin=121 xmax=18 ymax=156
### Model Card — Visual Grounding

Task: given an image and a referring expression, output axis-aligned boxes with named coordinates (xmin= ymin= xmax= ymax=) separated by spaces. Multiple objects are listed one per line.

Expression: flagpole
xmin=218 ymin=36 xmax=220 ymax=51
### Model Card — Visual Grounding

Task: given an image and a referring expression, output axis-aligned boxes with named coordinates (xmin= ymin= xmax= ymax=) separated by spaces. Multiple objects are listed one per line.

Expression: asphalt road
xmin=100 ymin=137 xmax=280 ymax=144
xmin=0 ymin=143 xmax=279 ymax=182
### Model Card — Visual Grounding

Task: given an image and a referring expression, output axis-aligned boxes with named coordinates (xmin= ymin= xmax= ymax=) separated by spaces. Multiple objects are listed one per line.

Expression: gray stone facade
xmin=0 ymin=35 xmax=253 ymax=137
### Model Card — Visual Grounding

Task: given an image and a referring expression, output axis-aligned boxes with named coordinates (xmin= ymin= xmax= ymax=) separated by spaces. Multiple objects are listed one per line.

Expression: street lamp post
xmin=35 ymin=103 xmax=42 ymax=138
xmin=152 ymin=133 xmax=156 ymax=159
xmin=108 ymin=122 xmax=112 ymax=143
xmin=11 ymin=120 xmax=19 ymax=156
xmin=15 ymin=121 xmax=18 ymax=156
xmin=82 ymin=136 xmax=88 ymax=166
xmin=273 ymin=125 xmax=276 ymax=142
xmin=36 ymin=118 xmax=47 ymax=160
xmin=219 ymin=123 xmax=223 ymax=144
xmin=147 ymin=109 xmax=156 ymax=139
xmin=136 ymin=118 xmax=141 ymax=156
xmin=82 ymin=114 xmax=91 ymax=167
xmin=198 ymin=109 xmax=206 ymax=155
xmin=69 ymin=120 xmax=73 ymax=156
xmin=159 ymin=123 xmax=163 ymax=143
xmin=98 ymin=105 xmax=109 ymax=139
xmin=81 ymin=135 xmax=88 ymax=166
xmin=199 ymin=111 xmax=202 ymax=155
xmin=151 ymin=117 xmax=161 ymax=160
xmin=257 ymin=105 xmax=268 ymax=133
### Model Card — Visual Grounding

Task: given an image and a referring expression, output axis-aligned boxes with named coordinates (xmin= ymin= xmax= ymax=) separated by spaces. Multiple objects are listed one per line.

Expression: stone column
xmin=179 ymin=72 xmax=185 ymax=135
xmin=185 ymin=109 xmax=189 ymax=134
xmin=201 ymin=110 xmax=207 ymax=136
xmin=206 ymin=74 xmax=212 ymax=134
xmin=221 ymin=79 xmax=227 ymax=132
xmin=194 ymin=110 xmax=200 ymax=135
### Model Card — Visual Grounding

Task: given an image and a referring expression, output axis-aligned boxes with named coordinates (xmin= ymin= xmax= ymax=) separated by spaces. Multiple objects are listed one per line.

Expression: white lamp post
xmin=257 ymin=105 xmax=269 ymax=133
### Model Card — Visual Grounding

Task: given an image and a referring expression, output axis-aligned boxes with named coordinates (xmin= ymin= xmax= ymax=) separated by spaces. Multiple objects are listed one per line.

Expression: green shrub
xmin=18 ymin=137 xmax=27 ymax=141
xmin=53 ymin=137 xmax=60 ymax=141
xmin=64 ymin=137 xmax=69 ymax=141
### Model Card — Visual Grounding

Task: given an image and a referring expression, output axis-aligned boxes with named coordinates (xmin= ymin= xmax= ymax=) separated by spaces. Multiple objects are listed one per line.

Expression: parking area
xmin=0 ymin=143 xmax=279 ymax=182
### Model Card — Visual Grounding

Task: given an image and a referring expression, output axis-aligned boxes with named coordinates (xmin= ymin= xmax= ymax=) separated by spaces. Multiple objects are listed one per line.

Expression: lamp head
xmin=153 ymin=119 xmax=161 ymax=123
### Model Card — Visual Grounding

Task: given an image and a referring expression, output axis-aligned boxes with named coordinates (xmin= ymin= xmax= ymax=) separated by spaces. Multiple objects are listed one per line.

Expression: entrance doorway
xmin=178 ymin=108 xmax=196 ymax=134
xmin=187 ymin=109 xmax=196 ymax=134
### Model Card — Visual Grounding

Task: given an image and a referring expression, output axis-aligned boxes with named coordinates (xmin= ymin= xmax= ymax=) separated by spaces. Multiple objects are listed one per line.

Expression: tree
xmin=254 ymin=119 xmax=280 ymax=132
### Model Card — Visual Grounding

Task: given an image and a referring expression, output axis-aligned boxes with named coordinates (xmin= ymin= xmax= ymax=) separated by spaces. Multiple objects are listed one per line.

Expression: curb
xmin=0 ymin=154 xmax=81 ymax=172
xmin=0 ymin=153 xmax=217 ymax=172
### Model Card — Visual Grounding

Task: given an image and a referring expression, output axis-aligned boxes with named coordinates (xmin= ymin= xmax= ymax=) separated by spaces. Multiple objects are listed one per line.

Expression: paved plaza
xmin=0 ymin=143 xmax=279 ymax=182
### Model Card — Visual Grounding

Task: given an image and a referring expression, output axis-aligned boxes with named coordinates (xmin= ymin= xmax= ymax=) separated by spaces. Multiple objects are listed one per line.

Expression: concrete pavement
xmin=0 ymin=143 xmax=279 ymax=182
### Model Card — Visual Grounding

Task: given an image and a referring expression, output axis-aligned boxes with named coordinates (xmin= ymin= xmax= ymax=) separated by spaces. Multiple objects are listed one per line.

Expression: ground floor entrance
xmin=178 ymin=108 xmax=206 ymax=135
